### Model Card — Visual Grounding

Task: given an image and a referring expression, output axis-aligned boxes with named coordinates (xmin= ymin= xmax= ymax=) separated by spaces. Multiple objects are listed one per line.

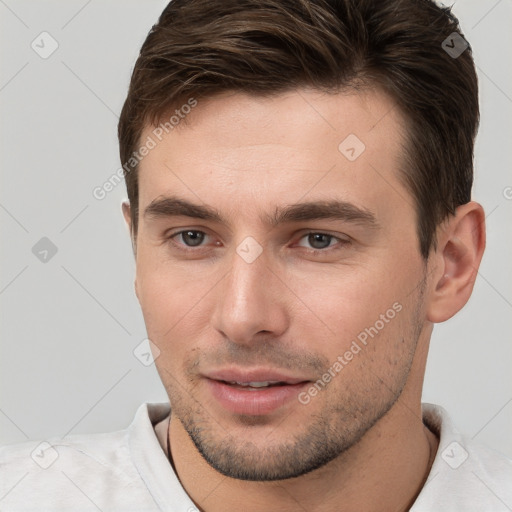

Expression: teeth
xmin=228 ymin=381 xmax=281 ymax=388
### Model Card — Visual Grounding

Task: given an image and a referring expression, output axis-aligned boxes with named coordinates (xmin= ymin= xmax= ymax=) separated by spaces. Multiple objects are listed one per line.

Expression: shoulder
xmin=412 ymin=403 xmax=512 ymax=512
xmin=0 ymin=403 xmax=170 ymax=511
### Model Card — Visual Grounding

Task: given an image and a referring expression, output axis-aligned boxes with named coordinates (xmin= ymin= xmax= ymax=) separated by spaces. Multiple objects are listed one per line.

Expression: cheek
xmin=305 ymin=282 xmax=418 ymax=402
xmin=294 ymin=264 xmax=424 ymax=397
xmin=136 ymin=250 xmax=217 ymax=344
xmin=137 ymin=269 xmax=205 ymax=380
xmin=292 ymin=265 xmax=407 ymax=347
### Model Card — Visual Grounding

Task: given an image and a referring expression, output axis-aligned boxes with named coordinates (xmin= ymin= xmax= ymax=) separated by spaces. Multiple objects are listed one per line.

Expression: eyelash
xmin=166 ymin=230 xmax=350 ymax=255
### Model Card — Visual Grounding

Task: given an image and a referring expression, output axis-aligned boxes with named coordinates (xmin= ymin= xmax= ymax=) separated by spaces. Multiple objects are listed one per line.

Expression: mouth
xmin=203 ymin=369 xmax=311 ymax=415
xmin=221 ymin=380 xmax=292 ymax=390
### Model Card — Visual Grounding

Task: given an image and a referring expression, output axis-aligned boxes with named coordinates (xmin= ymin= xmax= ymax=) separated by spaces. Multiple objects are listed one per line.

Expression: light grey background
xmin=1 ymin=0 xmax=511 ymax=459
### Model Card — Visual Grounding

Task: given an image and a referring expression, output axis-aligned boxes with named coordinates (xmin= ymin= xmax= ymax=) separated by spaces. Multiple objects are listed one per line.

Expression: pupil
xmin=309 ymin=233 xmax=331 ymax=249
xmin=184 ymin=231 xmax=204 ymax=247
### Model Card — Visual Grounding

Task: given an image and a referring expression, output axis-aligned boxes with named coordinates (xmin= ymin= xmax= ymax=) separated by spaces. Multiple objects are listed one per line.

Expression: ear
xmin=122 ymin=200 xmax=132 ymax=231
xmin=426 ymin=201 xmax=486 ymax=323
xmin=121 ymin=201 xmax=140 ymax=300
xmin=122 ymin=200 xmax=136 ymax=253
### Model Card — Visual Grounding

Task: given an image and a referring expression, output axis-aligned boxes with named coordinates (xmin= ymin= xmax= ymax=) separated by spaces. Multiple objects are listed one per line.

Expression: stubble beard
xmin=166 ymin=279 xmax=426 ymax=481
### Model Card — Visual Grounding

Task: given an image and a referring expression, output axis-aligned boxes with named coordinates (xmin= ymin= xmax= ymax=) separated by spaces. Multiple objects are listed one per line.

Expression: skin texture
xmin=123 ymin=88 xmax=485 ymax=511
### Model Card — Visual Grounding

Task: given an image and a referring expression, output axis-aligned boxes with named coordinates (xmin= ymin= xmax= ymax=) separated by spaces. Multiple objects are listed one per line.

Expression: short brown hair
xmin=118 ymin=0 xmax=479 ymax=258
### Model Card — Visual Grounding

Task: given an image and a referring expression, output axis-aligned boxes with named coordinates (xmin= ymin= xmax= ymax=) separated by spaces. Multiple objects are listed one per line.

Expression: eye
xmin=170 ymin=230 xmax=210 ymax=248
xmin=166 ymin=229 xmax=350 ymax=255
xmin=296 ymin=232 xmax=349 ymax=251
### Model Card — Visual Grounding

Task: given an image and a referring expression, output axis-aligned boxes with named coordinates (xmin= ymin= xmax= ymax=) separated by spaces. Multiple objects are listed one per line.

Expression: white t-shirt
xmin=0 ymin=402 xmax=511 ymax=511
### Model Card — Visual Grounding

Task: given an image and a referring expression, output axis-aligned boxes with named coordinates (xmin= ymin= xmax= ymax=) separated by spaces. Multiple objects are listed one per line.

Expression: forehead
xmin=136 ymin=88 xmax=411 ymax=225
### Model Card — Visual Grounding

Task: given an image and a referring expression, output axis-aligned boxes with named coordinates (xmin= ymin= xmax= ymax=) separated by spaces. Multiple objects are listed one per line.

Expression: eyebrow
xmin=144 ymin=196 xmax=379 ymax=229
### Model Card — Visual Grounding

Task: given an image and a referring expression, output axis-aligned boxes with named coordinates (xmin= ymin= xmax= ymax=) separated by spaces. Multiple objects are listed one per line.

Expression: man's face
xmin=132 ymin=88 xmax=431 ymax=480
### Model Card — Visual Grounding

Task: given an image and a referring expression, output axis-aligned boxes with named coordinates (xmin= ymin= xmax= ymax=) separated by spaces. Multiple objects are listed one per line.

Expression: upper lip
xmin=204 ymin=368 xmax=311 ymax=385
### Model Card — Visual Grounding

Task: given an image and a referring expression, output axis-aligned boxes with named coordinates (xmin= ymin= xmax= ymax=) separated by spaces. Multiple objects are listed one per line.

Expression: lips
xmin=203 ymin=368 xmax=311 ymax=415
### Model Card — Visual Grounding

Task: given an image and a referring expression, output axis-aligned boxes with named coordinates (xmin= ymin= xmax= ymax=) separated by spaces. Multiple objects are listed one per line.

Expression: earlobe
xmin=426 ymin=201 xmax=486 ymax=323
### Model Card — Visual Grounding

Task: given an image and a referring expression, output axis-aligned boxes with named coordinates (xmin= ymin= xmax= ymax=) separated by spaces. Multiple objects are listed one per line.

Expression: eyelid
xmin=295 ymin=229 xmax=350 ymax=241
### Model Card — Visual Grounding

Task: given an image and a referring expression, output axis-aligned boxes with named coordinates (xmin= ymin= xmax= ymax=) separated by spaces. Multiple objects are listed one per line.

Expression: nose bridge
xmin=212 ymin=241 xmax=288 ymax=343
xmin=234 ymin=242 xmax=272 ymax=304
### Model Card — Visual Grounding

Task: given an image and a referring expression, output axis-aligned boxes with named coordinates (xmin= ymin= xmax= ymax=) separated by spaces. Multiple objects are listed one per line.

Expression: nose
xmin=211 ymin=244 xmax=289 ymax=345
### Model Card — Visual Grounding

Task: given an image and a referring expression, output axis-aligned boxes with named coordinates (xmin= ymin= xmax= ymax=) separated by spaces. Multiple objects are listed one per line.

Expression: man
xmin=1 ymin=0 xmax=511 ymax=510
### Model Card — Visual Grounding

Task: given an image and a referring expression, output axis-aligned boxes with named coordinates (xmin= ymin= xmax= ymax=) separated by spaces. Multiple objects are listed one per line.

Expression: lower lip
xmin=206 ymin=379 xmax=308 ymax=415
